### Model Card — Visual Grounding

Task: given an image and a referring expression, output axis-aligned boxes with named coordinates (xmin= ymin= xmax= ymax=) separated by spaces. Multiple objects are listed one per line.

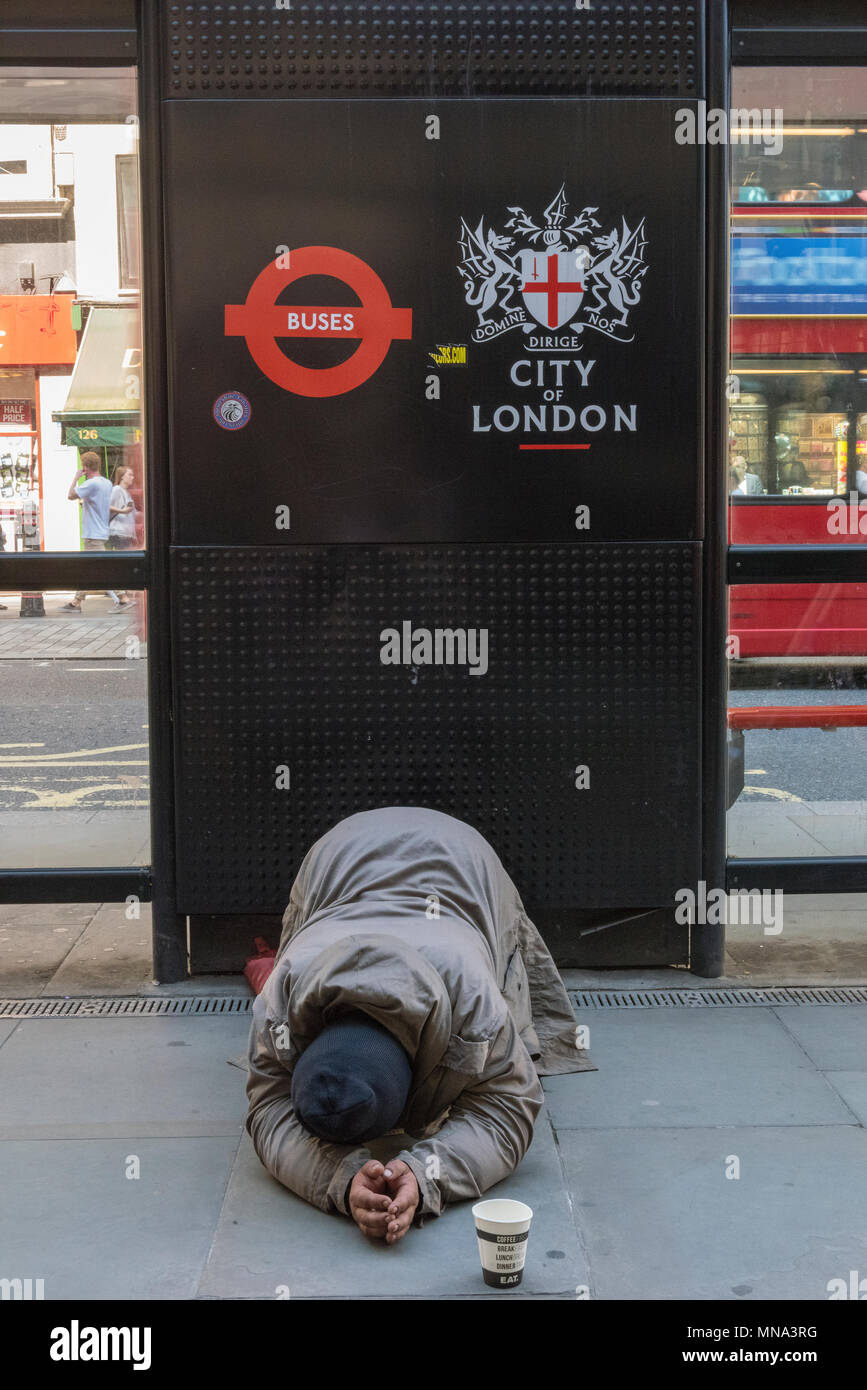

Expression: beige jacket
xmin=245 ymin=807 xmax=594 ymax=1220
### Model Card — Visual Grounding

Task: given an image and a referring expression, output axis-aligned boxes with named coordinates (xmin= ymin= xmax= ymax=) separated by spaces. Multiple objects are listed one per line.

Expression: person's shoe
xmin=113 ymin=599 xmax=133 ymax=610
xmin=60 ymin=602 xmax=82 ymax=612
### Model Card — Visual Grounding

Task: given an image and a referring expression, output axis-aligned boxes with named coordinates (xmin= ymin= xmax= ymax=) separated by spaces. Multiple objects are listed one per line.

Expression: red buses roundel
xmin=224 ymin=246 xmax=412 ymax=398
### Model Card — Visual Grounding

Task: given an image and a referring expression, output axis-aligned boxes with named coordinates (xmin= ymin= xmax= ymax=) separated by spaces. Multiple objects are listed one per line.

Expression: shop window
xmin=116 ymin=153 xmax=139 ymax=291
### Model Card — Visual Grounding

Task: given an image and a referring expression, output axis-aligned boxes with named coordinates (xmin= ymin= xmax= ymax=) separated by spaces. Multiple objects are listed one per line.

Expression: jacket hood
xmin=278 ymin=807 xmax=508 ymax=963
xmin=276 ymin=932 xmax=454 ymax=1090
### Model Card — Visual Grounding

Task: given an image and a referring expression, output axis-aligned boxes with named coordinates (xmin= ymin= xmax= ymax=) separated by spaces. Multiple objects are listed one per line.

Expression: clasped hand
xmin=348 ymin=1159 xmax=419 ymax=1244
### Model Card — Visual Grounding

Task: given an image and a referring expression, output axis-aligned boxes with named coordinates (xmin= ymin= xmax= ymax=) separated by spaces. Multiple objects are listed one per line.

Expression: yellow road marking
xmin=0 ymin=760 xmax=147 ymax=768
xmin=0 ymin=741 xmax=147 ymax=765
xmin=742 ymin=785 xmax=806 ymax=802
xmin=0 ymin=783 xmax=150 ymax=808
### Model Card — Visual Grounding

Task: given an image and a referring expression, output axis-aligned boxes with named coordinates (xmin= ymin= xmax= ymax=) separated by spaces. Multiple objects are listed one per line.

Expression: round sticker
xmin=213 ymin=391 xmax=251 ymax=430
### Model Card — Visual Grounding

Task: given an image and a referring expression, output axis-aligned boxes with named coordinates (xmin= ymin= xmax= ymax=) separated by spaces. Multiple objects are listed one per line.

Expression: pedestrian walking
xmin=60 ymin=452 xmax=132 ymax=612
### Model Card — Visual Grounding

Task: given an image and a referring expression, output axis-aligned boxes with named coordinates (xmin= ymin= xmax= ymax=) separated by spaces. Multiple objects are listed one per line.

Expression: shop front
xmin=51 ymin=305 xmax=144 ymax=546
xmin=0 ymin=293 xmax=76 ymax=556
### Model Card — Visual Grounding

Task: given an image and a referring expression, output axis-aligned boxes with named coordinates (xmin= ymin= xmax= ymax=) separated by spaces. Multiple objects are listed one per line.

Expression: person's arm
xmin=109 ymin=486 xmax=132 ymax=518
xmin=245 ymin=998 xmax=372 ymax=1215
xmin=67 ymin=469 xmax=85 ymax=502
xmin=389 ymin=1014 xmax=544 ymax=1220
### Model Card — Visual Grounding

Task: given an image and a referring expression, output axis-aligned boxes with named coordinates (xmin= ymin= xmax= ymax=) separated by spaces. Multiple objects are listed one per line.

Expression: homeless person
xmin=245 ymin=806 xmax=593 ymax=1243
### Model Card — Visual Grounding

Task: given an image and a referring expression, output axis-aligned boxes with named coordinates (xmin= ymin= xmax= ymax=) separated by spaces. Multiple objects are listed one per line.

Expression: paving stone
xmin=198 ymin=1115 xmax=584 ymax=1299
xmin=771 ymin=1006 xmax=867 ymax=1072
xmin=0 ymin=1016 xmax=250 ymax=1138
xmin=0 ymin=811 xmax=148 ymax=870
xmin=0 ymin=902 xmax=99 ymax=927
xmin=0 ymin=1136 xmax=239 ymax=1299
xmin=0 ymin=920 xmax=89 ymax=996
xmin=558 ymin=1125 xmax=867 ymax=1300
xmin=47 ymin=904 xmax=153 ymax=994
xmin=823 ymin=1073 xmax=867 ymax=1126
xmin=544 ymin=1008 xmax=852 ymax=1129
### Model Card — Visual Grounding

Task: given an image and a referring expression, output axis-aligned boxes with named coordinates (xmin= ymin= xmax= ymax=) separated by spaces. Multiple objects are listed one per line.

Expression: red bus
xmin=729 ymin=193 xmax=867 ymax=661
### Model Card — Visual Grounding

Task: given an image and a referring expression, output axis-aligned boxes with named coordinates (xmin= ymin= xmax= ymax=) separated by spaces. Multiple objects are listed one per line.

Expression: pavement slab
xmin=198 ymin=1115 xmax=585 ymax=1300
xmin=772 ymin=1005 xmax=867 ymax=1071
xmin=822 ymin=1073 xmax=867 ymax=1126
xmin=0 ymin=902 xmax=100 ymax=927
xmin=47 ymin=903 xmax=154 ymax=994
xmin=0 ymin=919 xmax=89 ymax=996
xmin=0 ymin=614 xmax=139 ymax=661
xmin=0 ymin=1016 xmax=250 ymax=1139
xmin=0 ymin=810 xmax=149 ymax=870
xmin=558 ymin=1125 xmax=867 ymax=1301
xmin=543 ymin=1008 xmax=854 ymax=1129
xmin=0 ymin=1136 xmax=239 ymax=1300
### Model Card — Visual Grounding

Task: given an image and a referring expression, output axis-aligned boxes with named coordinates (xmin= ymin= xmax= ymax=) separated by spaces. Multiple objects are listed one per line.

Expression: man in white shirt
xmin=61 ymin=452 xmax=131 ymax=611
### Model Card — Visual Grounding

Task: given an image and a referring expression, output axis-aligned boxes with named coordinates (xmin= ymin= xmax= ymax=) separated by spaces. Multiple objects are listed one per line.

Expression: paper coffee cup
xmin=472 ymin=1199 xmax=533 ymax=1288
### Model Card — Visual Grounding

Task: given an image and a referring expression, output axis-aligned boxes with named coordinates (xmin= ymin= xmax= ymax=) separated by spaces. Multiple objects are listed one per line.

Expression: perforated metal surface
xmin=163 ymin=0 xmax=704 ymax=99
xmin=4 ymin=989 xmax=866 ymax=1020
xmin=571 ymin=987 xmax=867 ymax=1008
xmin=172 ymin=542 xmax=701 ymax=915
xmin=0 ymin=997 xmax=252 ymax=1019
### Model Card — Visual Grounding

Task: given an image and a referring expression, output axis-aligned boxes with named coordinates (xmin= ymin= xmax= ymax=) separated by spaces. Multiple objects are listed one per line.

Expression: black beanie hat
xmin=291 ymin=1011 xmax=413 ymax=1145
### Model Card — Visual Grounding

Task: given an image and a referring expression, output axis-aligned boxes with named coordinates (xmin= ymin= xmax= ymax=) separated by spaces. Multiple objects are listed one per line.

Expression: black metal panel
xmin=189 ymin=913 xmax=282 ymax=973
xmin=729 ymin=545 xmax=867 ymax=585
xmin=161 ymin=0 xmax=705 ymax=101
xmin=0 ymin=553 xmax=148 ymax=589
xmin=0 ymin=869 xmax=151 ymax=905
xmin=141 ymin=0 xmax=188 ymax=983
xmin=695 ymin=0 xmax=727 ymax=979
xmin=731 ymin=0 xmax=867 ymax=24
xmin=0 ymin=1 xmax=135 ymax=62
xmin=0 ymin=0 xmax=134 ymax=22
xmin=533 ymin=905 xmax=690 ymax=968
xmin=727 ymin=859 xmax=867 ymax=894
xmin=733 ymin=28 xmax=867 ymax=62
xmin=0 ymin=32 xmax=136 ymax=62
xmin=164 ymin=96 xmax=703 ymax=544
xmin=172 ymin=542 xmax=702 ymax=915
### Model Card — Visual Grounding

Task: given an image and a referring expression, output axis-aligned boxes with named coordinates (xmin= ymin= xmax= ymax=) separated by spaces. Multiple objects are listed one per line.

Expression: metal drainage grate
xmin=4 ymin=988 xmax=866 ymax=1020
xmin=570 ymin=986 xmax=867 ymax=1010
xmin=0 ymin=996 xmax=254 ymax=1020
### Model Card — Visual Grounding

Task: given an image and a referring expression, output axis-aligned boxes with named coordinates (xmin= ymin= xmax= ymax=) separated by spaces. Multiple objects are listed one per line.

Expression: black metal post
xmin=694 ymin=0 xmax=730 ymax=978
xmin=138 ymin=0 xmax=186 ymax=982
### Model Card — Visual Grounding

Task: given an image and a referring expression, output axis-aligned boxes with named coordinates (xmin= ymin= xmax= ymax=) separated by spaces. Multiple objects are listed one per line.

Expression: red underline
xmin=518 ymin=444 xmax=591 ymax=450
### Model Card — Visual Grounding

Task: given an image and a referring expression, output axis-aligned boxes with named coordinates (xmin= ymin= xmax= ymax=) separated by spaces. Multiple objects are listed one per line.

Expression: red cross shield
xmin=518 ymin=249 xmax=585 ymax=330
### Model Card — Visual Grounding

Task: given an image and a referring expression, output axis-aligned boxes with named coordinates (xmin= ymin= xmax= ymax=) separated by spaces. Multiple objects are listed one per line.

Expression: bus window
xmin=729 ymin=364 xmax=853 ymax=498
xmin=730 ymin=67 xmax=867 ymax=206
xmin=775 ymin=406 xmax=847 ymax=496
xmin=857 ymin=413 xmax=867 ymax=497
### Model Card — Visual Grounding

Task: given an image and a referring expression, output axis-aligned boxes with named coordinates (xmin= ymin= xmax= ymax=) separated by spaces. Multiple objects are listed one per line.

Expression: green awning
xmin=60 ymin=420 xmax=141 ymax=450
xmin=52 ymin=306 xmax=142 ymax=448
